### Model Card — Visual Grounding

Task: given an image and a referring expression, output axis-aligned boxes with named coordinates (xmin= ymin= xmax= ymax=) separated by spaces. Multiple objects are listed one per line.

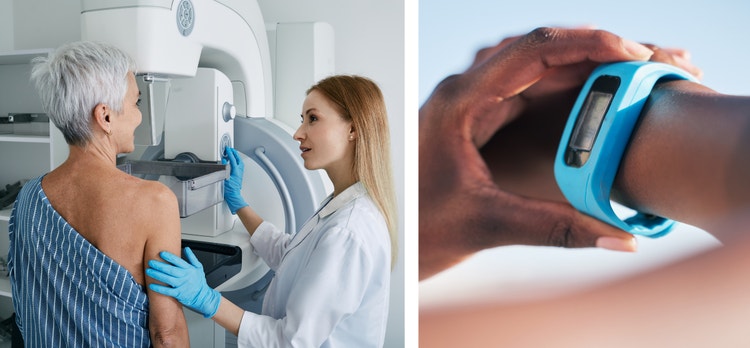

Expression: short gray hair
xmin=31 ymin=41 xmax=136 ymax=146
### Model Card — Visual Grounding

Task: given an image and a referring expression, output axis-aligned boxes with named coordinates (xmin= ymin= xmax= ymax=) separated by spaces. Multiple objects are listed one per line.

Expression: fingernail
xmin=691 ymin=67 xmax=704 ymax=80
xmin=596 ymin=236 xmax=637 ymax=252
xmin=623 ymin=39 xmax=653 ymax=59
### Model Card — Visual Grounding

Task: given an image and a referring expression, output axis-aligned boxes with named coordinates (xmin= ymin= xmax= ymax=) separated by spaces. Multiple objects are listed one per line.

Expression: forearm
xmin=147 ymin=292 xmax=190 ymax=346
xmin=236 ymin=205 xmax=264 ymax=236
xmin=146 ymin=192 xmax=191 ymax=347
xmin=421 ymin=232 xmax=750 ymax=347
xmin=149 ymin=325 xmax=190 ymax=348
xmin=483 ymin=80 xmax=750 ymax=238
xmin=212 ymin=297 xmax=245 ymax=336
xmin=613 ymin=80 xmax=750 ymax=236
xmin=148 ymin=300 xmax=190 ymax=347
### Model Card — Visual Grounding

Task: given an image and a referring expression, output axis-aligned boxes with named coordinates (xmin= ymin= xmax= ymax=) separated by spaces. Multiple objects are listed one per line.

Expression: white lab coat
xmin=237 ymin=182 xmax=391 ymax=348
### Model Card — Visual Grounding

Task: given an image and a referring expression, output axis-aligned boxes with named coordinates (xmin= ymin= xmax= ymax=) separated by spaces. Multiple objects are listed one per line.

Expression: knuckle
xmin=525 ymin=27 xmax=559 ymax=46
xmin=641 ymin=42 xmax=659 ymax=51
xmin=434 ymin=74 xmax=462 ymax=92
xmin=592 ymin=29 xmax=629 ymax=51
xmin=474 ymin=46 xmax=492 ymax=60
xmin=547 ymin=215 xmax=576 ymax=248
xmin=590 ymin=28 xmax=613 ymax=42
xmin=430 ymin=74 xmax=468 ymax=104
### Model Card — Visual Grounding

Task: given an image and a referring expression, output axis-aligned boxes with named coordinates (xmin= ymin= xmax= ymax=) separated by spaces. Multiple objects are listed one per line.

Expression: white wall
xmin=0 ymin=0 xmax=13 ymax=50
xmin=257 ymin=1 xmax=406 ymax=346
xmin=11 ymin=0 xmax=406 ymax=346
xmin=13 ymin=0 xmax=81 ymax=49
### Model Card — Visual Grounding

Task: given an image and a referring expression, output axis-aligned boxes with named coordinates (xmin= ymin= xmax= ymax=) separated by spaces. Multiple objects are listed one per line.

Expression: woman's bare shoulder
xmin=119 ymin=174 xmax=179 ymax=219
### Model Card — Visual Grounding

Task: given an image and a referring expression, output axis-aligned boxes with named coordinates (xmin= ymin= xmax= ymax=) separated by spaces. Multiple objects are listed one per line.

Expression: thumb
xmin=183 ymin=247 xmax=204 ymax=269
xmin=474 ymin=190 xmax=637 ymax=252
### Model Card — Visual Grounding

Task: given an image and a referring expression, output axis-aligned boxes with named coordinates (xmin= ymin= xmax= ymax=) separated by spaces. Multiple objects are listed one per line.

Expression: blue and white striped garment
xmin=8 ymin=175 xmax=151 ymax=347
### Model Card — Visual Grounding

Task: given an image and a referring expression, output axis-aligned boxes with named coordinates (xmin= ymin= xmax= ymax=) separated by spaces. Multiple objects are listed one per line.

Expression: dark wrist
xmin=614 ymin=79 xmax=750 ymax=231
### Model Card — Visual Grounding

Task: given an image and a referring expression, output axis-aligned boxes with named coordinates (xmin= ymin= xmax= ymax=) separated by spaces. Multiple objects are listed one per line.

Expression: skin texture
xmin=484 ymin=80 xmax=750 ymax=240
xmin=419 ymin=27 xmax=703 ymax=280
xmin=295 ymin=89 xmax=357 ymax=195
xmin=421 ymin=231 xmax=750 ymax=347
xmin=613 ymin=80 xmax=750 ymax=236
xmin=41 ymin=73 xmax=189 ymax=347
xmin=420 ymin=28 xmax=750 ymax=346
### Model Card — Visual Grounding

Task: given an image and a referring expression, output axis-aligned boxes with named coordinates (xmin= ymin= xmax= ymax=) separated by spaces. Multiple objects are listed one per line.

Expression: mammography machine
xmin=80 ymin=0 xmax=331 ymax=346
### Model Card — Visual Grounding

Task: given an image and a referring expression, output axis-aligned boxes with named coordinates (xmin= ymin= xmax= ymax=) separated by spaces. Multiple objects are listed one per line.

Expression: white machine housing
xmin=166 ymin=67 xmax=235 ymax=237
xmin=81 ymin=0 xmax=272 ymax=238
xmin=80 ymin=2 xmax=333 ymax=346
xmin=81 ymin=0 xmax=272 ymax=118
xmin=79 ymin=0 xmax=332 ymax=272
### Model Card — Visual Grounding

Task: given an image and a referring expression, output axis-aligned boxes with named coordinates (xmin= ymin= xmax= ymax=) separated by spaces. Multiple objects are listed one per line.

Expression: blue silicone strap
xmin=554 ymin=61 xmax=698 ymax=237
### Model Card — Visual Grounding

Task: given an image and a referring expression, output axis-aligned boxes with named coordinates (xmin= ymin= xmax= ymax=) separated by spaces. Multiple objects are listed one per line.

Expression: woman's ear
xmin=349 ymin=125 xmax=357 ymax=141
xmin=93 ymin=103 xmax=111 ymax=134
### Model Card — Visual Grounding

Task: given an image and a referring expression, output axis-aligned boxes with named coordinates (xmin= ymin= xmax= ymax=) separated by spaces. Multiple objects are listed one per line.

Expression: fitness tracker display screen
xmin=565 ymin=75 xmax=620 ymax=167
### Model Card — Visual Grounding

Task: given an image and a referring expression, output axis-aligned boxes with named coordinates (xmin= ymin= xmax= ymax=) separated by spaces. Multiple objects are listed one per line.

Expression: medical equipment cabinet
xmin=0 ymin=48 xmax=64 ymax=347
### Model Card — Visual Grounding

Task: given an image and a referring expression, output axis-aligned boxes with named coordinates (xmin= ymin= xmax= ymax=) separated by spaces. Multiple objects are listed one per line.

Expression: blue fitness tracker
xmin=554 ymin=61 xmax=698 ymax=237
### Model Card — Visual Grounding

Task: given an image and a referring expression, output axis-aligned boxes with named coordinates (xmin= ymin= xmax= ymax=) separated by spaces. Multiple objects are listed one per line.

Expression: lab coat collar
xmin=319 ymin=182 xmax=367 ymax=218
xmin=284 ymin=182 xmax=367 ymax=255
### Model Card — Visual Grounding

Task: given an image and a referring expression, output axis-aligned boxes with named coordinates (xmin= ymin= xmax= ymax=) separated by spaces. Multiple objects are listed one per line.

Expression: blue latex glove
xmin=222 ymin=146 xmax=248 ymax=214
xmin=146 ymin=247 xmax=221 ymax=318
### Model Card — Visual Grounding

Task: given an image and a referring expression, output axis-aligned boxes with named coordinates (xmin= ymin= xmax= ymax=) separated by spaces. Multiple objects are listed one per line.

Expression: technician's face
xmin=294 ymin=90 xmax=354 ymax=173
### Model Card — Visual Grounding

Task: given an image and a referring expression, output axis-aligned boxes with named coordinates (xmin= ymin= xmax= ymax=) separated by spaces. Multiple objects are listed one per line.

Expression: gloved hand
xmin=223 ymin=146 xmax=248 ymax=214
xmin=147 ymin=247 xmax=221 ymax=318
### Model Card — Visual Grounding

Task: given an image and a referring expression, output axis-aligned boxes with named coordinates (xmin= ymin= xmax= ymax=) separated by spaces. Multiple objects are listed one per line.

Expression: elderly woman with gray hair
xmin=8 ymin=41 xmax=189 ymax=347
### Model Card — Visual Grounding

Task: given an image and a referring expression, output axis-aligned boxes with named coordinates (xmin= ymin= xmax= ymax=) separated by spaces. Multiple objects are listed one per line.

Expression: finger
xmin=224 ymin=147 xmax=234 ymax=164
xmin=472 ymin=189 xmax=637 ymax=251
xmin=224 ymin=147 xmax=235 ymax=163
xmin=233 ymin=148 xmax=243 ymax=165
xmin=230 ymin=147 xmax=239 ymax=160
xmin=464 ymin=28 xmax=654 ymax=147
xmin=146 ymin=266 xmax=181 ymax=285
xmin=658 ymin=47 xmax=690 ymax=60
xmin=671 ymin=54 xmax=703 ymax=80
xmin=471 ymin=25 xmax=600 ymax=69
xmin=183 ymin=247 xmax=204 ymax=270
xmin=648 ymin=46 xmax=703 ymax=80
xmin=228 ymin=148 xmax=241 ymax=168
xmin=222 ymin=146 xmax=231 ymax=161
xmin=158 ymin=250 xmax=191 ymax=269
xmin=520 ymin=60 xmax=600 ymax=99
xmin=471 ymin=28 xmax=653 ymax=98
xmin=470 ymin=35 xmax=523 ymax=68
xmin=147 ymin=260 xmax=186 ymax=278
xmin=149 ymin=283 xmax=181 ymax=298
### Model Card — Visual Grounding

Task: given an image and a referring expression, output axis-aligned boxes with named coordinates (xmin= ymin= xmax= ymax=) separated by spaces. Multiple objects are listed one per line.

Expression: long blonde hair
xmin=307 ymin=75 xmax=398 ymax=268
